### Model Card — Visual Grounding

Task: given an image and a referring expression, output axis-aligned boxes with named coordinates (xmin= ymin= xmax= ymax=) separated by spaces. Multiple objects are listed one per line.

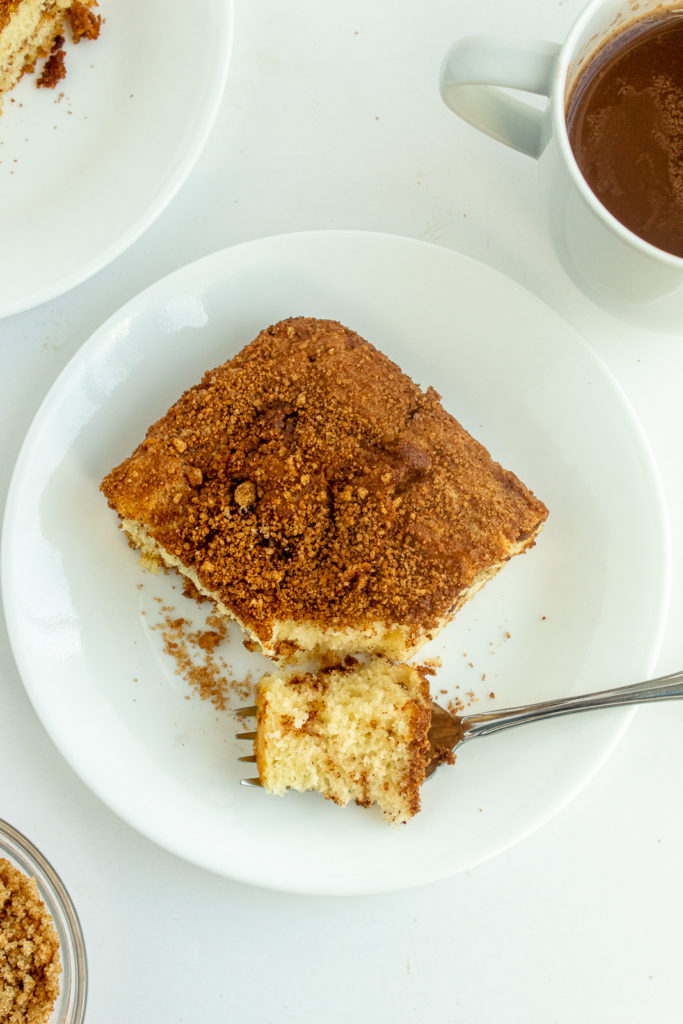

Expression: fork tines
xmin=236 ymin=705 xmax=261 ymax=787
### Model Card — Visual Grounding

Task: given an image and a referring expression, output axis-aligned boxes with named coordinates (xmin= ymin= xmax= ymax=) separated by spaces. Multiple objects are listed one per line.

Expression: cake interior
xmin=255 ymin=659 xmax=433 ymax=824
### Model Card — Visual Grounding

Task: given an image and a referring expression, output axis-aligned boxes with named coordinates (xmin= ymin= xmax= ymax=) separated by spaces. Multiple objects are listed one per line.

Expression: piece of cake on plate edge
xmin=0 ymin=0 xmax=101 ymax=107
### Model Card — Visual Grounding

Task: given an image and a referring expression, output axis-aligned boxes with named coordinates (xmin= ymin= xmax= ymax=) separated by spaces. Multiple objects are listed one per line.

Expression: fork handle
xmin=460 ymin=668 xmax=683 ymax=741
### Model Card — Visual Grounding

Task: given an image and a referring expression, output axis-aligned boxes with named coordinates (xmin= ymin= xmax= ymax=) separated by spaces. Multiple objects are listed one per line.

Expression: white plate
xmin=0 ymin=0 xmax=233 ymax=318
xmin=2 ymin=231 xmax=670 ymax=894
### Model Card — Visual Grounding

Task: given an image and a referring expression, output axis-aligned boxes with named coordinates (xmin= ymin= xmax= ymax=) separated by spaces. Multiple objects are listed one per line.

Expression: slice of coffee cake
xmin=254 ymin=658 xmax=433 ymax=824
xmin=101 ymin=317 xmax=547 ymax=662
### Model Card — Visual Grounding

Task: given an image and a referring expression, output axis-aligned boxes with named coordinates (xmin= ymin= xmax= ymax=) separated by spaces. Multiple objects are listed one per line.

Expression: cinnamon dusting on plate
xmin=148 ymin=596 xmax=255 ymax=714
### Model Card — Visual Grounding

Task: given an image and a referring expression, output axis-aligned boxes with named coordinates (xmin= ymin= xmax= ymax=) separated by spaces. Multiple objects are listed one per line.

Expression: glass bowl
xmin=0 ymin=819 xmax=87 ymax=1024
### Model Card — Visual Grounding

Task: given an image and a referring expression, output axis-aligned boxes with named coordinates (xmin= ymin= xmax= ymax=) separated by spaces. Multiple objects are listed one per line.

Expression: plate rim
xmin=1 ymin=230 xmax=672 ymax=894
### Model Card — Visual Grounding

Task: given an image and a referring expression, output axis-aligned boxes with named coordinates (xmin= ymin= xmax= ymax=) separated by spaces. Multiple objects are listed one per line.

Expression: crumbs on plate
xmin=149 ymin=581 xmax=255 ymax=715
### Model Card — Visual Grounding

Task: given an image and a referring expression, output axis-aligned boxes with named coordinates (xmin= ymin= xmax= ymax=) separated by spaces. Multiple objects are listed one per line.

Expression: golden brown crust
xmin=401 ymin=682 xmax=432 ymax=818
xmin=102 ymin=317 xmax=548 ymax=650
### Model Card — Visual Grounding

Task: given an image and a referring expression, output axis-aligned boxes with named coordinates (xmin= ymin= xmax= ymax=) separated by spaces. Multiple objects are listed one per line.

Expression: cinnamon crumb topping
xmin=69 ymin=1 xmax=101 ymax=42
xmin=149 ymin=599 xmax=254 ymax=711
xmin=102 ymin=317 xmax=547 ymax=647
xmin=36 ymin=50 xmax=66 ymax=89
xmin=0 ymin=858 xmax=61 ymax=1024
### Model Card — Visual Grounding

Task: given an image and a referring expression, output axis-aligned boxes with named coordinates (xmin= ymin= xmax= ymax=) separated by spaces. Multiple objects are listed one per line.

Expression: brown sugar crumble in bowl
xmin=0 ymin=857 xmax=61 ymax=1024
xmin=101 ymin=317 xmax=548 ymax=664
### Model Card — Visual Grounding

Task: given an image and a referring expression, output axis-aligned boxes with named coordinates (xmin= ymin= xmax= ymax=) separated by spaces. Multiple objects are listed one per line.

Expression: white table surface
xmin=2 ymin=2 xmax=683 ymax=1021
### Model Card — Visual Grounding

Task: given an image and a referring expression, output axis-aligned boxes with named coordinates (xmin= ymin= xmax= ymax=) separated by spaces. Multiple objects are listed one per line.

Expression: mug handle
xmin=439 ymin=36 xmax=560 ymax=158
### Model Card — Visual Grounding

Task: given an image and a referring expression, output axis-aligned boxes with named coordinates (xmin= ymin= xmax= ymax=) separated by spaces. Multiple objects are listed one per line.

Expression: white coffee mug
xmin=439 ymin=0 xmax=683 ymax=316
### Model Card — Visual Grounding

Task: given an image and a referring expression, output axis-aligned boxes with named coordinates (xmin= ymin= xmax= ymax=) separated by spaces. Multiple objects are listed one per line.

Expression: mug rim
xmin=551 ymin=0 xmax=683 ymax=269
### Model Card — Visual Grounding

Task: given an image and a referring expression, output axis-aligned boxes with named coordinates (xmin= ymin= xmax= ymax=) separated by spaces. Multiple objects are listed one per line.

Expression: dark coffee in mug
xmin=566 ymin=9 xmax=683 ymax=257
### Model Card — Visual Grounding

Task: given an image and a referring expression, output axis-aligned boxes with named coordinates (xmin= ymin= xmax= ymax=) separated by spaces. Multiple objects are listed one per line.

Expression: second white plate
xmin=0 ymin=0 xmax=233 ymax=317
xmin=2 ymin=231 xmax=670 ymax=894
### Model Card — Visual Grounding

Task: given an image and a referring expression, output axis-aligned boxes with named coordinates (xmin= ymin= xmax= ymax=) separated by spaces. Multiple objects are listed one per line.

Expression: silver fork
xmin=235 ymin=668 xmax=683 ymax=785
